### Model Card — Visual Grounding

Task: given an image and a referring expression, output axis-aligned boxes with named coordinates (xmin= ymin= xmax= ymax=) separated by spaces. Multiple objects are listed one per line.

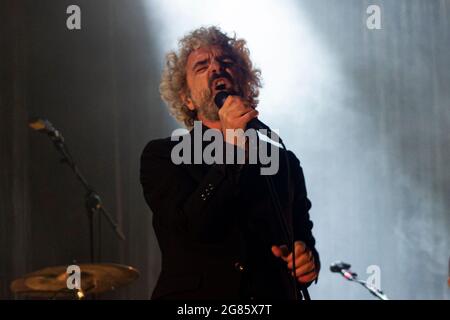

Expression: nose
xmin=210 ymin=58 xmax=224 ymax=74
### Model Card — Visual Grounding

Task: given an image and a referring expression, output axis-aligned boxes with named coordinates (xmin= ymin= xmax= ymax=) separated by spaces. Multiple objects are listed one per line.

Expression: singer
xmin=140 ymin=26 xmax=320 ymax=299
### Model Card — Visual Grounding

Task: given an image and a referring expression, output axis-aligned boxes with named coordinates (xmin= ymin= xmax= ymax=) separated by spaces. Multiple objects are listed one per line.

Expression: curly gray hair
xmin=159 ymin=26 xmax=262 ymax=128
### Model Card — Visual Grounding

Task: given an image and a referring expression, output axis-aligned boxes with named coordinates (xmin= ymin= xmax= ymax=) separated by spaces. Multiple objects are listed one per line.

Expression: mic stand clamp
xmin=338 ymin=269 xmax=389 ymax=300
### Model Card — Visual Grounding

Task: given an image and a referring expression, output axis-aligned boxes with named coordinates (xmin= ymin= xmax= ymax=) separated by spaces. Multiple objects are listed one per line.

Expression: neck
xmin=197 ymin=114 xmax=221 ymax=130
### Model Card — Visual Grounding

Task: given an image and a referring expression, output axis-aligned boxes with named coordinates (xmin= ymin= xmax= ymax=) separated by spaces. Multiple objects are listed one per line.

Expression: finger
xmin=235 ymin=109 xmax=256 ymax=119
xmin=271 ymin=245 xmax=290 ymax=262
xmin=297 ymin=271 xmax=318 ymax=284
xmin=222 ymin=96 xmax=250 ymax=112
xmin=291 ymin=261 xmax=315 ymax=277
xmin=221 ymin=105 xmax=255 ymax=123
xmin=287 ymin=251 xmax=313 ymax=269
xmin=221 ymin=95 xmax=236 ymax=109
xmin=271 ymin=245 xmax=283 ymax=258
xmin=239 ymin=109 xmax=258 ymax=124
xmin=294 ymin=241 xmax=307 ymax=255
xmin=285 ymin=242 xmax=307 ymax=264
xmin=226 ymin=105 xmax=254 ymax=118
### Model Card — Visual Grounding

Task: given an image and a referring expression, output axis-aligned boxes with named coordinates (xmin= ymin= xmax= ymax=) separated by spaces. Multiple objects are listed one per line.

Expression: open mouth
xmin=216 ymin=83 xmax=226 ymax=91
xmin=212 ymin=78 xmax=231 ymax=92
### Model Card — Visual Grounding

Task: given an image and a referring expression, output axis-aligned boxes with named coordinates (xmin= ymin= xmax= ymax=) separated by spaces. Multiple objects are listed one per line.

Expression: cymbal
xmin=10 ymin=263 xmax=139 ymax=299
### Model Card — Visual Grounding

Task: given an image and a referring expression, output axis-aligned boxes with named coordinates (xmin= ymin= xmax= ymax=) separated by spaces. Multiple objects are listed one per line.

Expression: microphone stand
xmin=257 ymin=131 xmax=310 ymax=301
xmin=335 ymin=268 xmax=389 ymax=300
xmin=40 ymin=127 xmax=125 ymax=264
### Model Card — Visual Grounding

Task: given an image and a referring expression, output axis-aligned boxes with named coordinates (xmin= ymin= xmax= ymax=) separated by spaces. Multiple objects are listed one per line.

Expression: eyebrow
xmin=218 ymin=54 xmax=234 ymax=61
xmin=192 ymin=59 xmax=208 ymax=71
xmin=191 ymin=55 xmax=235 ymax=71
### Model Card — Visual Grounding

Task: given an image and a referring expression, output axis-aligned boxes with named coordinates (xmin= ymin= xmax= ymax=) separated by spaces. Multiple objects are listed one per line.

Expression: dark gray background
xmin=1 ymin=0 xmax=449 ymax=299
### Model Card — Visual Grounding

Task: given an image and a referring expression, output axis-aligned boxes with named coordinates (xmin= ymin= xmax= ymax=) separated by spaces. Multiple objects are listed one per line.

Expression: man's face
xmin=184 ymin=45 xmax=243 ymax=121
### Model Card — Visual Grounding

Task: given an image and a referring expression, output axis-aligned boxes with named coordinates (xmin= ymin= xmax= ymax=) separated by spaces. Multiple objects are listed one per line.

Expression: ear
xmin=180 ymin=92 xmax=195 ymax=111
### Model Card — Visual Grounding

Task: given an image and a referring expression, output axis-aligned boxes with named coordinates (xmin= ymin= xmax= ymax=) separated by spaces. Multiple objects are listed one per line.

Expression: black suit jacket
xmin=140 ymin=126 xmax=320 ymax=299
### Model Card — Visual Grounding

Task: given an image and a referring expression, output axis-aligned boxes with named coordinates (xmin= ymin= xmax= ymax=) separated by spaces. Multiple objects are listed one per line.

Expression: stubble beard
xmin=195 ymin=88 xmax=220 ymax=122
xmin=192 ymin=80 xmax=243 ymax=122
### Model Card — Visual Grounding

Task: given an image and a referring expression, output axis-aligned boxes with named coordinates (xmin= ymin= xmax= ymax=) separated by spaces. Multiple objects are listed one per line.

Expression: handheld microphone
xmin=214 ymin=91 xmax=272 ymax=132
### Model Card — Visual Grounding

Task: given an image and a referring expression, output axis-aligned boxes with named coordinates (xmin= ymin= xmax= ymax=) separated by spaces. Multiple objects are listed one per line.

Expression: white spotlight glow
xmin=143 ymin=0 xmax=346 ymax=133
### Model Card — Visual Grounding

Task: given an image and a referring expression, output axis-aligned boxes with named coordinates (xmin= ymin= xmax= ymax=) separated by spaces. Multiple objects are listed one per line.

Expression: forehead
xmin=186 ymin=45 xmax=232 ymax=67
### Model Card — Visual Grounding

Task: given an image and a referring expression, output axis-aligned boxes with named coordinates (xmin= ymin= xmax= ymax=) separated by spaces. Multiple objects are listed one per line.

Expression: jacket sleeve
xmin=140 ymin=139 xmax=243 ymax=243
xmin=288 ymin=151 xmax=321 ymax=281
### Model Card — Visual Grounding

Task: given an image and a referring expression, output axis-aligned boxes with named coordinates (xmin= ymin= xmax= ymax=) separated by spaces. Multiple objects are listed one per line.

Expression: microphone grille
xmin=214 ymin=91 xmax=230 ymax=109
xmin=330 ymin=261 xmax=351 ymax=273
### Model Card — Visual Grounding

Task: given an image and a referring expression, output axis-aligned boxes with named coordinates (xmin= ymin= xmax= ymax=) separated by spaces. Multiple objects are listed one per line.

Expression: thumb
xmin=271 ymin=245 xmax=283 ymax=258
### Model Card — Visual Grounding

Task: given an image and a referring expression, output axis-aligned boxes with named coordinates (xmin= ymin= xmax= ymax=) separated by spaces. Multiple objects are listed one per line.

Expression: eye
xmin=222 ymin=59 xmax=234 ymax=66
xmin=196 ymin=66 xmax=207 ymax=73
